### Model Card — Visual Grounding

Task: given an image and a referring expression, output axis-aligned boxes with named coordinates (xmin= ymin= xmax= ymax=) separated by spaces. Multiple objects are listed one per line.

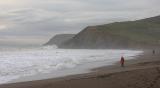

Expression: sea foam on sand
xmin=0 ymin=46 xmax=143 ymax=84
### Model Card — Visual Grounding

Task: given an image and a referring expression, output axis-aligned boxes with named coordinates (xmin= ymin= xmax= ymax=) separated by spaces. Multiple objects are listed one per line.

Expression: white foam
xmin=0 ymin=47 xmax=143 ymax=84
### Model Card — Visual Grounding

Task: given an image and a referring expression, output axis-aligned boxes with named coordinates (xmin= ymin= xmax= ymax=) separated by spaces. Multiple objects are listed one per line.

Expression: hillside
xmin=59 ymin=15 xmax=160 ymax=49
xmin=44 ymin=34 xmax=75 ymax=46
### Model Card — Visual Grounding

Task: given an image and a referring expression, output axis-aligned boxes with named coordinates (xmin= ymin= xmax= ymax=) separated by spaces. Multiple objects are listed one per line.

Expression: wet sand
xmin=0 ymin=50 xmax=160 ymax=88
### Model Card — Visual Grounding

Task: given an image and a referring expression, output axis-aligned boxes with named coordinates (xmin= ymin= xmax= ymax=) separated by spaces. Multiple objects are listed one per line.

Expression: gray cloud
xmin=0 ymin=0 xmax=160 ymax=47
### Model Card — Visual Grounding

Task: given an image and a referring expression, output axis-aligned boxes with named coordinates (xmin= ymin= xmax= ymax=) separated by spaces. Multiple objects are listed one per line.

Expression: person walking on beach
xmin=120 ymin=56 xmax=125 ymax=67
xmin=153 ymin=50 xmax=155 ymax=55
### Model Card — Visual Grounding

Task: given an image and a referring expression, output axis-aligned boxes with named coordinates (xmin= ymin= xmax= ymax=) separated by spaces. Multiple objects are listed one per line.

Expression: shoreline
xmin=5 ymin=49 xmax=143 ymax=84
xmin=1 ymin=50 xmax=160 ymax=88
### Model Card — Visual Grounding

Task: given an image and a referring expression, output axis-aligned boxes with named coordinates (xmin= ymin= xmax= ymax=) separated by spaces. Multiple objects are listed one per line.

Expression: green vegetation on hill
xmin=96 ymin=20 xmax=160 ymax=45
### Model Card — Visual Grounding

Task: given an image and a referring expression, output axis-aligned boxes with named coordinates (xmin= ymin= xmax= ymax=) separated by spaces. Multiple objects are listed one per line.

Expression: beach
xmin=0 ymin=0 xmax=160 ymax=87
xmin=0 ymin=50 xmax=160 ymax=88
xmin=0 ymin=48 xmax=142 ymax=84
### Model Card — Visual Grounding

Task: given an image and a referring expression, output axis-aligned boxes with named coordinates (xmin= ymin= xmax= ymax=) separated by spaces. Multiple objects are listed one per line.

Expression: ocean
xmin=0 ymin=46 xmax=143 ymax=84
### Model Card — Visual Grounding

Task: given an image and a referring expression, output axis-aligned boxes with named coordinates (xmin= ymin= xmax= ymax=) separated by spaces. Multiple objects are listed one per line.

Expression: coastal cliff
xmin=44 ymin=34 xmax=75 ymax=46
xmin=46 ymin=15 xmax=160 ymax=49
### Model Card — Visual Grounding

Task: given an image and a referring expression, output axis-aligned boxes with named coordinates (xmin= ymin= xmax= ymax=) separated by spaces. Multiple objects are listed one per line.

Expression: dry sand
xmin=0 ymin=50 xmax=160 ymax=88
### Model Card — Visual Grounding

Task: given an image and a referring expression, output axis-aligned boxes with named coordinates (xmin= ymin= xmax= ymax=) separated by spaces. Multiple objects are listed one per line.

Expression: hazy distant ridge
xmin=44 ymin=34 xmax=75 ymax=46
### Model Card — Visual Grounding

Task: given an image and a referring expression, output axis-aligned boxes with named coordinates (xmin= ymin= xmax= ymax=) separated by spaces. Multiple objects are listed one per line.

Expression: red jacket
xmin=121 ymin=57 xmax=125 ymax=63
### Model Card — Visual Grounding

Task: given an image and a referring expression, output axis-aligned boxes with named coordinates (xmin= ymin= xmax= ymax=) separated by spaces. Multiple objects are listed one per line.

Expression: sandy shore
xmin=0 ymin=50 xmax=160 ymax=88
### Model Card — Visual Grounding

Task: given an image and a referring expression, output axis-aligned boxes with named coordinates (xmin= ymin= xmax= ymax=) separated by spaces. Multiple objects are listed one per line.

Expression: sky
xmin=0 ymin=0 xmax=160 ymax=47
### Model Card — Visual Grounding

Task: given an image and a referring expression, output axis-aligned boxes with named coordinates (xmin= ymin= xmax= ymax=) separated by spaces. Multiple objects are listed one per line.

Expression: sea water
xmin=0 ymin=46 xmax=143 ymax=84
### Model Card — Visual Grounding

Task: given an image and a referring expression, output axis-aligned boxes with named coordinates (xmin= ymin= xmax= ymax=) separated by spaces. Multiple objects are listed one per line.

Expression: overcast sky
xmin=0 ymin=0 xmax=160 ymax=47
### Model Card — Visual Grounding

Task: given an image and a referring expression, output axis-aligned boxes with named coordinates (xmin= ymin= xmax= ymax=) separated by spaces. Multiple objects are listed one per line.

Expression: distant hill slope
xmin=59 ymin=15 xmax=160 ymax=49
xmin=44 ymin=34 xmax=75 ymax=46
